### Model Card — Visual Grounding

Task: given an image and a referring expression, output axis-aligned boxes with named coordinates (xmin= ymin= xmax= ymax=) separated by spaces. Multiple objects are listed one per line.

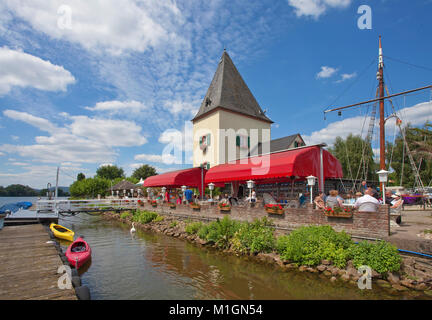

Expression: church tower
xmin=192 ymin=51 xmax=273 ymax=169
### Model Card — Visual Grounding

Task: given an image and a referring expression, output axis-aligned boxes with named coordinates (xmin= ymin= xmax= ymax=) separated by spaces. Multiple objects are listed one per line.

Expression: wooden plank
xmin=0 ymin=224 xmax=77 ymax=300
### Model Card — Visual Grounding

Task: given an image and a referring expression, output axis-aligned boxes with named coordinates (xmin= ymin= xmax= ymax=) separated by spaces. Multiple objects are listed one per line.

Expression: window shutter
xmin=236 ymin=135 xmax=240 ymax=146
xmin=206 ymin=133 xmax=211 ymax=146
xmin=248 ymin=136 xmax=250 ymax=148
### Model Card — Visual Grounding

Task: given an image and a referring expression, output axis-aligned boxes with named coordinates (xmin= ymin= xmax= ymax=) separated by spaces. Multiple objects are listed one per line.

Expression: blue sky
xmin=1 ymin=0 xmax=432 ymax=188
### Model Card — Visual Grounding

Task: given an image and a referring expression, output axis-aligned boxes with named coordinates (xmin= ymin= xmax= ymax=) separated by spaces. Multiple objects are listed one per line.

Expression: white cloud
xmin=0 ymin=164 xmax=81 ymax=188
xmin=316 ymin=66 xmax=338 ymax=79
xmin=134 ymin=153 xmax=177 ymax=164
xmin=69 ymin=116 xmax=148 ymax=147
xmin=1 ymin=110 xmax=148 ymax=163
xmin=287 ymin=0 xmax=352 ymax=18
xmin=85 ymin=100 xmax=148 ymax=114
xmin=163 ymin=100 xmax=199 ymax=117
xmin=336 ymin=72 xmax=357 ymax=83
xmin=2 ymin=0 xmax=185 ymax=55
xmin=303 ymin=100 xmax=432 ymax=147
xmin=0 ymin=46 xmax=75 ymax=95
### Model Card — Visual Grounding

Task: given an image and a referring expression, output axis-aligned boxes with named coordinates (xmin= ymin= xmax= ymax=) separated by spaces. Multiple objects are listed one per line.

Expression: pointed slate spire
xmin=192 ymin=51 xmax=273 ymax=123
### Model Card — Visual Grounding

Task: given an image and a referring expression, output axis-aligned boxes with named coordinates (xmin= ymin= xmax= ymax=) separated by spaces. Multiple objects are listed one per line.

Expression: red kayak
xmin=66 ymin=237 xmax=91 ymax=269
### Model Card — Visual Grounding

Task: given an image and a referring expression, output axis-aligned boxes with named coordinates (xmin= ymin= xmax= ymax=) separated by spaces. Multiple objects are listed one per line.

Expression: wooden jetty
xmin=0 ymin=224 xmax=77 ymax=300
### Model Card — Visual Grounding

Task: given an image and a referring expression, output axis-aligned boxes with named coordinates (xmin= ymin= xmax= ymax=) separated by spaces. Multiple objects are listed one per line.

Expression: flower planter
xmin=323 ymin=207 xmax=353 ymax=218
xmin=169 ymin=204 xmax=176 ymax=209
xmin=265 ymin=204 xmax=284 ymax=215
xmin=190 ymin=204 xmax=201 ymax=211
xmin=219 ymin=207 xmax=231 ymax=213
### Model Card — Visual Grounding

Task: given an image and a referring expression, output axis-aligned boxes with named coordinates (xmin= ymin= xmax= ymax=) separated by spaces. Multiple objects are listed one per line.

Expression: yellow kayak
xmin=50 ymin=223 xmax=74 ymax=242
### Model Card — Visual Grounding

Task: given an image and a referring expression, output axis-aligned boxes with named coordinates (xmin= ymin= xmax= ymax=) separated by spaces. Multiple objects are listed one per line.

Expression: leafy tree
xmin=329 ymin=134 xmax=377 ymax=181
xmin=131 ymin=164 xmax=157 ymax=181
xmin=96 ymin=165 xmax=125 ymax=180
xmin=69 ymin=177 xmax=110 ymax=198
xmin=386 ymin=122 xmax=432 ymax=188
xmin=77 ymin=173 xmax=86 ymax=181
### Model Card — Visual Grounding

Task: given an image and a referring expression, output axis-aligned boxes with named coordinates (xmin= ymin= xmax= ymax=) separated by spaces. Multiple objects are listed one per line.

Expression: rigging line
xmin=384 ymin=55 xmax=432 ymax=73
xmin=59 ymin=169 xmax=76 ymax=180
xmin=321 ymin=58 xmax=376 ymax=113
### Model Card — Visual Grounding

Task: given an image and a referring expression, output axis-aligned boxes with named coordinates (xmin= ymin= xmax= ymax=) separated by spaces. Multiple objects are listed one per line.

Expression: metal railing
xmin=36 ymin=198 xmax=142 ymax=214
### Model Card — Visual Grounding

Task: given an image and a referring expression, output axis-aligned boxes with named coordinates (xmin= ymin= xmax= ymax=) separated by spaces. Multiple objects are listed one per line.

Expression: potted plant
xmin=151 ymin=200 xmax=157 ymax=208
xmin=265 ymin=204 xmax=284 ymax=215
xmin=323 ymin=206 xmax=352 ymax=218
xmin=190 ymin=202 xmax=201 ymax=211
xmin=169 ymin=202 xmax=176 ymax=209
xmin=218 ymin=203 xmax=231 ymax=212
xmin=137 ymin=200 xmax=144 ymax=207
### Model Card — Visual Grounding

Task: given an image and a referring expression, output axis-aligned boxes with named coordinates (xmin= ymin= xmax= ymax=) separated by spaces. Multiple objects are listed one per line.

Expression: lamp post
xmin=181 ymin=185 xmax=187 ymax=204
xmin=377 ymin=169 xmax=389 ymax=204
xmin=246 ymin=180 xmax=255 ymax=203
xmin=147 ymin=188 xmax=151 ymax=200
xmin=130 ymin=188 xmax=134 ymax=198
xmin=208 ymin=183 xmax=215 ymax=201
xmin=306 ymin=176 xmax=316 ymax=204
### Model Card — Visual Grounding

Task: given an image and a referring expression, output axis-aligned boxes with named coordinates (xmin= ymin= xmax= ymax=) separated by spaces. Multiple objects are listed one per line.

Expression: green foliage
xmin=0 ymin=184 xmax=39 ymax=196
xmin=386 ymin=122 xmax=432 ymax=188
xmin=131 ymin=164 xmax=157 ymax=181
xmin=77 ymin=173 xmax=86 ymax=181
xmin=231 ymin=218 xmax=275 ymax=254
xmin=170 ymin=221 xmax=178 ymax=228
xmin=348 ymin=240 xmax=401 ymax=274
xmin=329 ymin=134 xmax=377 ymax=181
xmin=197 ymin=216 xmax=241 ymax=249
xmin=276 ymin=225 xmax=354 ymax=268
xmin=185 ymin=221 xmax=204 ymax=235
xmin=96 ymin=164 xmax=125 ymax=180
xmin=132 ymin=210 xmax=159 ymax=224
xmin=69 ymin=177 xmax=110 ymax=198
xmin=120 ymin=211 xmax=131 ymax=219
xmin=153 ymin=215 xmax=164 ymax=222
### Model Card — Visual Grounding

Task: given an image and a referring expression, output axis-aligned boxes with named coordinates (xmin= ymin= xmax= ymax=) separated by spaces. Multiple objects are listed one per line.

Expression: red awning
xmin=205 ymin=145 xmax=343 ymax=184
xmin=143 ymin=167 xmax=205 ymax=188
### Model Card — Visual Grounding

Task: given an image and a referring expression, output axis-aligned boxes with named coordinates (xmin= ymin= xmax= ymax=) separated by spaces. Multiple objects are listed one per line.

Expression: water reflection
xmin=57 ymin=214 xmax=430 ymax=300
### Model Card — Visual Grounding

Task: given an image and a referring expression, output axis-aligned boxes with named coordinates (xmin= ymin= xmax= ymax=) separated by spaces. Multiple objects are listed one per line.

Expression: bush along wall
xmin=102 ymin=212 xmax=432 ymax=295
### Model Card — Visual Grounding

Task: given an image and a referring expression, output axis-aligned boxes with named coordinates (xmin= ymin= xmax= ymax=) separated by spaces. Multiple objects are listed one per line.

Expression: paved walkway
xmin=386 ymin=208 xmax=432 ymax=254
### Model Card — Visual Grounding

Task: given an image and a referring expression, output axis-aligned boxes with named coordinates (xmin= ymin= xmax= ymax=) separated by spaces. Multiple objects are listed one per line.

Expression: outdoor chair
xmin=390 ymin=200 xmax=404 ymax=227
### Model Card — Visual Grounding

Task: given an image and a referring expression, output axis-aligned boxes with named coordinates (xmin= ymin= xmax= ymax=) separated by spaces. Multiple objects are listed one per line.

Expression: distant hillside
xmin=0 ymin=184 xmax=70 ymax=197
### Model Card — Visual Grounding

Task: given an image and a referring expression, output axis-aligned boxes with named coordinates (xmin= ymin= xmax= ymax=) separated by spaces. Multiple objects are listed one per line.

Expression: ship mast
xmin=377 ymin=36 xmax=386 ymax=192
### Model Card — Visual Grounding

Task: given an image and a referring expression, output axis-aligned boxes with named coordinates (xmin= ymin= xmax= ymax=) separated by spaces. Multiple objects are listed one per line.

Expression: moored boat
xmin=66 ymin=237 xmax=91 ymax=269
xmin=50 ymin=223 xmax=75 ymax=242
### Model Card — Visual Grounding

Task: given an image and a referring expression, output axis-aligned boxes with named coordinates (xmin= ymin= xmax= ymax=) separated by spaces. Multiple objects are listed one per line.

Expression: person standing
xmin=360 ymin=181 xmax=368 ymax=194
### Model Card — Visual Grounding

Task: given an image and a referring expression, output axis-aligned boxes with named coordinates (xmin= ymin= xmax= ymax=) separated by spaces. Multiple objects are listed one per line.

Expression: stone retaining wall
xmin=138 ymin=201 xmax=390 ymax=238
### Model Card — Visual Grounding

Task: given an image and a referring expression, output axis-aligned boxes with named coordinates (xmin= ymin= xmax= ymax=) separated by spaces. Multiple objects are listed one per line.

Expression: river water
xmin=1 ymin=197 xmax=430 ymax=300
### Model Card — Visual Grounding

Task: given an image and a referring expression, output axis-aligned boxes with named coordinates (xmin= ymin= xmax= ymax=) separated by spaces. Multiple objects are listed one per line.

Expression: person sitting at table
xmin=325 ymin=190 xmax=343 ymax=209
xmin=390 ymin=193 xmax=404 ymax=210
xmin=314 ymin=192 xmax=325 ymax=210
xmin=354 ymin=188 xmax=379 ymax=212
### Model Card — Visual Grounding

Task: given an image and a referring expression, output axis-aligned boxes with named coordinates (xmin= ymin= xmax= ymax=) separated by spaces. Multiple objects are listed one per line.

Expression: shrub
xmin=231 ymin=218 xmax=275 ymax=254
xmin=198 ymin=216 xmax=241 ymax=249
xmin=133 ymin=210 xmax=159 ymax=224
xmin=153 ymin=215 xmax=164 ymax=222
xmin=276 ymin=225 xmax=354 ymax=268
xmin=185 ymin=221 xmax=203 ymax=235
xmin=170 ymin=221 xmax=178 ymax=228
xmin=349 ymin=240 xmax=401 ymax=274
xmin=120 ymin=211 xmax=131 ymax=219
